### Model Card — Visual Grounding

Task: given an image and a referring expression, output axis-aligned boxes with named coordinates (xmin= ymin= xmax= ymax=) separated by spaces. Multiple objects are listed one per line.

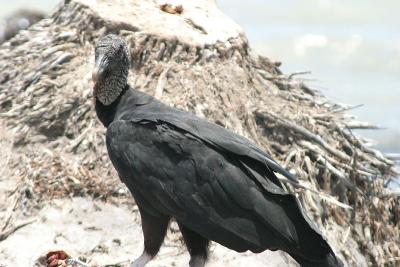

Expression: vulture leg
xmin=178 ymin=222 xmax=209 ymax=267
xmin=130 ymin=207 xmax=170 ymax=267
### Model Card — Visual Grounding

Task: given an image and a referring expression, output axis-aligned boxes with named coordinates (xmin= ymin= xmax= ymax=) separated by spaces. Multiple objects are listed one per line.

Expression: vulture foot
xmin=189 ymin=255 xmax=206 ymax=267
xmin=129 ymin=252 xmax=153 ymax=267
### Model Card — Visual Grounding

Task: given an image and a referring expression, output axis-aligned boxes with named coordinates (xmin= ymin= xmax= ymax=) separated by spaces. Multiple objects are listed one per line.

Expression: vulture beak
xmin=92 ymin=60 xmax=105 ymax=84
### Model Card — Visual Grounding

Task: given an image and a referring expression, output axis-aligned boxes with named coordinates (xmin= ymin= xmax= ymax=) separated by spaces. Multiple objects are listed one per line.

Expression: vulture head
xmin=92 ymin=34 xmax=130 ymax=105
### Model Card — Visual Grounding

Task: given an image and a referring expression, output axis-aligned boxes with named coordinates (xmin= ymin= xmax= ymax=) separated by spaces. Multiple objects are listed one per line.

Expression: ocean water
xmin=1 ymin=0 xmax=399 ymax=155
xmin=218 ymin=0 xmax=400 ymax=155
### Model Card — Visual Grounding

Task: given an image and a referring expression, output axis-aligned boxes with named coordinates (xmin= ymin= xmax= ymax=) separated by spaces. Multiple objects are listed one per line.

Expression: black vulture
xmin=92 ymin=34 xmax=343 ymax=267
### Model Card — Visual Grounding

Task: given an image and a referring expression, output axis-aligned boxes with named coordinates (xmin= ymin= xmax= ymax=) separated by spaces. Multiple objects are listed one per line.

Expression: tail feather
xmin=272 ymin=186 xmax=344 ymax=267
xmin=290 ymin=250 xmax=344 ymax=267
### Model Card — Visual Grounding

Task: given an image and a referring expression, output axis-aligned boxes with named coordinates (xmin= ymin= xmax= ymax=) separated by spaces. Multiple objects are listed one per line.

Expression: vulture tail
xmin=289 ymin=250 xmax=344 ymax=267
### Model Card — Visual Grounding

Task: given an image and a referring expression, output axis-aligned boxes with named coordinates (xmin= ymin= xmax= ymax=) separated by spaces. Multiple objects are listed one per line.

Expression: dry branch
xmin=277 ymin=175 xmax=353 ymax=210
xmin=0 ymin=219 xmax=36 ymax=241
xmin=256 ymin=110 xmax=350 ymax=161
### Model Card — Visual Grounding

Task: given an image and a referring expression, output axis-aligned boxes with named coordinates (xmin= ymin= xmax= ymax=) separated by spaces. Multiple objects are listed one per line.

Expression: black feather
xmin=94 ymin=32 xmax=342 ymax=267
xmin=100 ymin=86 xmax=342 ymax=266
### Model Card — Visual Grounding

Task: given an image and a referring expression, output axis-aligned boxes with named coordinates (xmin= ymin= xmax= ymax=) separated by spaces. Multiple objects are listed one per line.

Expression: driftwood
xmin=0 ymin=219 xmax=36 ymax=242
xmin=0 ymin=0 xmax=398 ymax=266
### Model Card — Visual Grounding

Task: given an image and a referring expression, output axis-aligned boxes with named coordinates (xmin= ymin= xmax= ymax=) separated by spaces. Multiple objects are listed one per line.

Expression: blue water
xmin=219 ymin=0 xmax=400 ymax=155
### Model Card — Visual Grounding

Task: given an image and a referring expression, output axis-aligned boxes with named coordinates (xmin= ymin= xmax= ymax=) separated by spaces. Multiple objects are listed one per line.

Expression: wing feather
xmin=119 ymin=106 xmax=298 ymax=184
xmin=106 ymin=119 xmax=329 ymax=258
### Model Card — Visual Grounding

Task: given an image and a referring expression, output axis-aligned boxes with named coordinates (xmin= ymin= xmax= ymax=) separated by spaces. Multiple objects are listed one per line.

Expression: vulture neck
xmin=95 ymin=84 xmax=129 ymax=127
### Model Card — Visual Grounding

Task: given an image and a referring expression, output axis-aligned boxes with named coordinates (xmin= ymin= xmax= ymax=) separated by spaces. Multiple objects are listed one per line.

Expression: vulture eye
xmin=118 ymin=44 xmax=125 ymax=54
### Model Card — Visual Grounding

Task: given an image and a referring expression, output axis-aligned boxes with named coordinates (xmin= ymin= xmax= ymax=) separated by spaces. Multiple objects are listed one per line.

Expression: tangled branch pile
xmin=0 ymin=0 xmax=398 ymax=266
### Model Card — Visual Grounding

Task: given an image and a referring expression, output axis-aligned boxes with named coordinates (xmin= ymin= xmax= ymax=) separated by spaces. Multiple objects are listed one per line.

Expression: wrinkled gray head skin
xmin=92 ymin=34 xmax=130 ymax=105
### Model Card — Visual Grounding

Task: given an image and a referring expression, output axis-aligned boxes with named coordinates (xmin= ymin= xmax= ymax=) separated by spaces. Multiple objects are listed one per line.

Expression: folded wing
xmin=106 ymin=119 xmax=334 ymax=263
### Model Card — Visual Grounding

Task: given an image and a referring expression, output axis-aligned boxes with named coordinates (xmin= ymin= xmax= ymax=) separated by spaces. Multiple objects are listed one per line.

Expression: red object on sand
xmin=46 ymin=250 xmax=69 ymax=267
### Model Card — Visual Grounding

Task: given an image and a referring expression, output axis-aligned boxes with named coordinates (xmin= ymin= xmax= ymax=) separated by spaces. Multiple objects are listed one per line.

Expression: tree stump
xmin=0 ymin=0 xmax=398 ymax=266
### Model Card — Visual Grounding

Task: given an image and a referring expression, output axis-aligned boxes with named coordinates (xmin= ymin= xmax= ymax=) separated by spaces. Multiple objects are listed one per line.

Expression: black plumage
xmin=92 ymin=34 xmax=343 ymax=267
